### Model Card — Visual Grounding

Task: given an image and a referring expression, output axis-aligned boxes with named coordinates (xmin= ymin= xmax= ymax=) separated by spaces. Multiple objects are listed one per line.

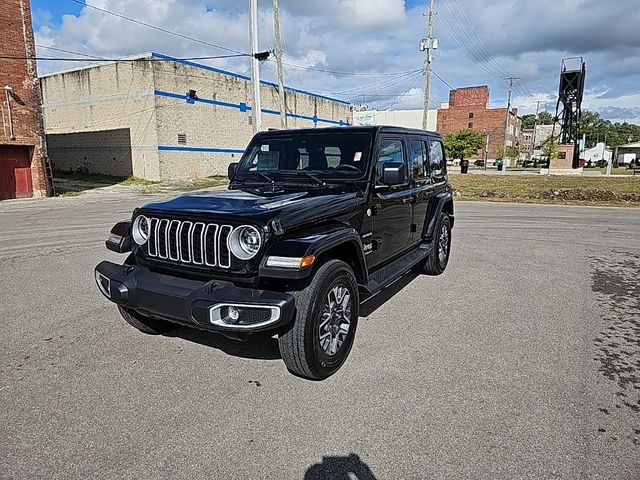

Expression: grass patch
xmin=191 ymin=177 xmax=228 ymax=188
xmin=449 ymin=174 xmax=640 ymax=207
xmin=583 ymin=167 xmax=632 ymax=175
xmin=59 ymin=190 xmax=82 ymax=197
xmin=120 ymin=176 xmax=160 ymax=186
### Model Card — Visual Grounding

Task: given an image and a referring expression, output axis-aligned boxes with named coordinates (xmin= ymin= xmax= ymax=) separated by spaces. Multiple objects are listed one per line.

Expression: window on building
xmin=558 ymin=152 xmax=566 ymax=159
xmin=409 ymin=140 xmax=426 ymax=179
xmin=177 ymin=133 xmax=187 ymax=145
xmin=468 ymin=122 xmax=473 ymax=129
xmin=468 ymin=112 xmax=474 ymax=119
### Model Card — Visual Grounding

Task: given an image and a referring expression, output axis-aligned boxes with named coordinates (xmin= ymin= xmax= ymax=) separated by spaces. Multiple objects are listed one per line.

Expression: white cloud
xmin=33 ymin=0 xmax=640 ymax=122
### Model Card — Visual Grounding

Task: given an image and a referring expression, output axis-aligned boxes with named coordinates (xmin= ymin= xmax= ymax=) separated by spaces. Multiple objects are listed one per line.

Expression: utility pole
xmin=530 ymin=100 xmax=541 ymax=162
xmin=421 ymin=0 xmax=435 ymax=131
xmin=502 ymin=76 xmax=518 ymax=173
xmin=484 ymin=131 xmax=489 ymax=170
xmin=249 ymin=0 xmax=262 ymax=133
xmin=272 ymin=0 xmax=287 ymax=129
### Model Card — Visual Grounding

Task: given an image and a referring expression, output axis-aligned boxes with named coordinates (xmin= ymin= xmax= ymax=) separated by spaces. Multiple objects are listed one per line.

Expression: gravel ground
xmin=1 ymin=195 xmax=638 ymax=479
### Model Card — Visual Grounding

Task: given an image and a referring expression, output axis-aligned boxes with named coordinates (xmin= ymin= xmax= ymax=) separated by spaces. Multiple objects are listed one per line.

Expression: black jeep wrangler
xmin=95 ymin=126 xmax=453 ymax=380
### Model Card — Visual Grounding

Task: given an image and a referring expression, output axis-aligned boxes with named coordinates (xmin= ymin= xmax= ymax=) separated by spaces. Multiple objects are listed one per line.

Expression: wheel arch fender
xmin=424 ymin=191 xmax=455 ymax=240
xmin=259 ymin=225 xmax=369 ymax=284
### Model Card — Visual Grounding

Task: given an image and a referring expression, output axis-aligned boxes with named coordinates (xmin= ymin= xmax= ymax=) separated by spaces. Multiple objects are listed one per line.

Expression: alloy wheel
xmin=438 ymin=224 xmax=450 ymax=266
xmin=318 ymin=283 xmax=352 ymax=356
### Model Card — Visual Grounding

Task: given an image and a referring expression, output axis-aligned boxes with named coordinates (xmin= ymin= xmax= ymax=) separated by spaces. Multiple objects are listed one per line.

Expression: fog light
xmin=228 ymin=306 xmax=240 ymax=321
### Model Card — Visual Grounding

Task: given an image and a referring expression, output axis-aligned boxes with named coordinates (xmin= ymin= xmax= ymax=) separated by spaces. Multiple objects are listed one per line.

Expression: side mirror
xmin=228 ymin=162 xmax=239 ymax=180
xmin=382 ymin=162 xmax=405 ymax=186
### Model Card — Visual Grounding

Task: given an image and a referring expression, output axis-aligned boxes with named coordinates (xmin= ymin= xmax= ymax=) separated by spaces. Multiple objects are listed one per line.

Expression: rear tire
xmin=423 ymin=213 xmax=451 ymax=275
xmin=117 ymin=306 xmax=175 ymax=335
xmin=278 ymin=259 xmax=359 ymax=380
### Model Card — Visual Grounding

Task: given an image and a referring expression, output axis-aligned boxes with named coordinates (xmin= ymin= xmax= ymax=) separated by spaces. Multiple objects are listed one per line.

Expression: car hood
xmin=139 ymin=188 xmax=362 ymax=231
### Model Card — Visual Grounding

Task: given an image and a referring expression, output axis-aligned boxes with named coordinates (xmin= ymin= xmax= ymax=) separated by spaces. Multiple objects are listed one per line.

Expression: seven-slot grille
xmin=146 ymin=218 xmax=233 ymax=268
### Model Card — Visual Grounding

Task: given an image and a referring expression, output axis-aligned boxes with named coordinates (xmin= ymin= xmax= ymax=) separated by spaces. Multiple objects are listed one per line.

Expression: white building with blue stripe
xmin=40 ymin=52 xmax=352 ymax=180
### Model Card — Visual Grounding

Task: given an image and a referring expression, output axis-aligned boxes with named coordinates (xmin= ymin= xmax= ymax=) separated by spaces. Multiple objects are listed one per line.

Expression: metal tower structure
xmin=554 ymin=57 xmax=586 ymax=168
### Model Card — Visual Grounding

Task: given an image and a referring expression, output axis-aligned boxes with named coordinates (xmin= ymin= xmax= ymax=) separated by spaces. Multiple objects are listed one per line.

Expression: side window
xmin=409 ymin=140 xmax=426 ymax=179
xmin=376 ymin=138 xmax=405 ymax=184
xmin=429 ymin=140 xmax=446 ymax=178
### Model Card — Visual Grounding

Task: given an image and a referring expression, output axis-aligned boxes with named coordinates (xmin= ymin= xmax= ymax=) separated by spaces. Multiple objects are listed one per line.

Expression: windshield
xmin=236 ymin=132 xmax=372 ymax=180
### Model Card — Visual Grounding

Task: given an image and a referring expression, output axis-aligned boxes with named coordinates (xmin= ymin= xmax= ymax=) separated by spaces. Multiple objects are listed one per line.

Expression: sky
xmin=30 ymin=0 xmax=640 ymax=123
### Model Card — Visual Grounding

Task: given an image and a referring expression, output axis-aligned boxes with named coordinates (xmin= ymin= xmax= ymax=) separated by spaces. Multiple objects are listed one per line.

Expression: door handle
xmin=402 ymin=196 xmax=415 ymax=205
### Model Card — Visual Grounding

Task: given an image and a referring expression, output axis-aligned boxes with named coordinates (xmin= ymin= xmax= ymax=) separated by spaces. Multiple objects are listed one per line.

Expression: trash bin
xmin=460 ymin=159 xmax=469 ymax=174
xmin=496 ymin=160 xmax=503 ymax=171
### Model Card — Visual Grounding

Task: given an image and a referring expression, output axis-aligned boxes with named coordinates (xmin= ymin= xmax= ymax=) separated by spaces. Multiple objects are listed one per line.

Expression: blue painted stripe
xmin=150 ymin=52 xmax=351 ymax=105
xmin=158 ymin=145 xmax=245 ymax=154
xmin=153 ymin=89 xmax=349 ymax=126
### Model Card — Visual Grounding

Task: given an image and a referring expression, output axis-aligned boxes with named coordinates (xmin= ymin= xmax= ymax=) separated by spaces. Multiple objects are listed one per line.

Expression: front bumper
xmin=94 ymin=261 xmax=295 ymax=334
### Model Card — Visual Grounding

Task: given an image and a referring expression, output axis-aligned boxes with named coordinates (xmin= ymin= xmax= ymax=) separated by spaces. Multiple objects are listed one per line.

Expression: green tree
xmin=521 ymin=111 xmax=554 ymax=129
xmin=541 ymin=137 xmax=558 ymax=162
xmin=579 ymin=110 xmax=640 ymax=148
xmin=443 ymin=128 xmax=485 ymax=162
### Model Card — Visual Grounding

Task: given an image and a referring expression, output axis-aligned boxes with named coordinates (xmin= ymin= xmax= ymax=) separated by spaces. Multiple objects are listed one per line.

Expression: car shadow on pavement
xmin=360 ymin=270 xmax=420 ymax=318
xmin=305 ymin=453 xmax=377 ymax=479
xmin=166 ymin=327 xmax=281 ymax=360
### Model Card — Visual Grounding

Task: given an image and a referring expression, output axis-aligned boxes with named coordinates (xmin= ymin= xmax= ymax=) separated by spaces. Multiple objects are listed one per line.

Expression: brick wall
xmin=0 ymin=0 xmax=48 ymax=197
xmin=437 ymin=85 xmax=521 ymax=162
xmin=552 ymin=144 xmax=575 ymax=169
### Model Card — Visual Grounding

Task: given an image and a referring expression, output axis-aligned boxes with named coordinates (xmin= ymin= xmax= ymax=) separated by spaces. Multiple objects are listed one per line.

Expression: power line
xmin=431 ymin=68 xmax=456 ymax=90
xmin=278 ymin=60 xmax=421 ymax=76
xmin=67 ymin=0 xmax=248 ymax=55
xmin=1 ymin=54 xmax=249 ymax=62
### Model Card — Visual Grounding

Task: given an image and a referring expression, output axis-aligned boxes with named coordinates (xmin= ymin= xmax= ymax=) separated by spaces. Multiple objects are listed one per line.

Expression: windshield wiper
xmin=297 ymin=171 xmax=326 ymax=186
xmin=250 ymin=170 xmax=276 ymax=184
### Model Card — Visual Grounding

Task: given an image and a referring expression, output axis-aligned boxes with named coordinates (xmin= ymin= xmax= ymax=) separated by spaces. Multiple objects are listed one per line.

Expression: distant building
xmin=437 ymin=86 xmax=521 ymax=165
xmin=0 ymin=0 xmax=50 ymax=199
xmin=40 ymin=53 xmax=352 ymax=180
xmin=353 ymin=108 xmax=438 ymax=131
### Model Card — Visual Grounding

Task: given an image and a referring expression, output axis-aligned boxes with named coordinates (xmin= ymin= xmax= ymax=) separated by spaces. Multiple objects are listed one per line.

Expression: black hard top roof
xmin=255 ymin=125 xmax=441 ymax=138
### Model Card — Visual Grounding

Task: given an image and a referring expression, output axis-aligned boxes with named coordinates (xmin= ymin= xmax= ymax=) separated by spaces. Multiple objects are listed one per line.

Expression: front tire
xmin=278 ymin=259 xmax=359 ymax=380
xmin=117 ymin=306 xmax=176 ymax=335
xmin=423 ymin=212 xmax=452 ymax=275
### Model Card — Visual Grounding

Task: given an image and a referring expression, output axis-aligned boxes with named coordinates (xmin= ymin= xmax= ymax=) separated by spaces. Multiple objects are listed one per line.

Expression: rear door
xmin=372 ymin=137 xmax=413 ymax=264
xmin=408 ymin=137 xmax=433 ymax=243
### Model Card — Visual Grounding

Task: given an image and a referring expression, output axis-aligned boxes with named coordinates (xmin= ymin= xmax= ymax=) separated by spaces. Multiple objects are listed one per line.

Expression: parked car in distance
xmin=473 ymin=159 xmax=485 ymax=167
xmin=95 ymin=126 xmax=454 ymax=380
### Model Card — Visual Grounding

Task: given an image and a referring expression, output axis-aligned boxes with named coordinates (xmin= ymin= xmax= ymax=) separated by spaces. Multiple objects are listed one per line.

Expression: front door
xmin=0 ymin=146 xmax=33 ymax=200
xmin=372 ymin=137 xmax=413 ymax=264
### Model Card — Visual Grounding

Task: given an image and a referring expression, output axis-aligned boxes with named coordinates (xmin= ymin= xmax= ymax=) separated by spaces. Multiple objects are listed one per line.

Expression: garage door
xmin=0 ymin=146 xmax=33 ymax=199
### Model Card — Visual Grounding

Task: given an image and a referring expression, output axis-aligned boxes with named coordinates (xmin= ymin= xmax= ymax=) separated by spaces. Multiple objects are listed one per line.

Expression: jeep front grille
xmin=147 ymin=218 xmax=233 ymax=268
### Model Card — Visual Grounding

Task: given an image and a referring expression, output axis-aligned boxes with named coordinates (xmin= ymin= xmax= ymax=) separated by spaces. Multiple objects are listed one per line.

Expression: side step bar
xmin=360 ymin=242 xmax=433 ymax=297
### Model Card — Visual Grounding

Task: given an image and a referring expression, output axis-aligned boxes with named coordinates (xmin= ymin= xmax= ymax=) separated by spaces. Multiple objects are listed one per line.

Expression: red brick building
xmin=0 ymin=0 xmax=49 ymax=199
xmin=437 ymin=86 xmax=521 ymax=164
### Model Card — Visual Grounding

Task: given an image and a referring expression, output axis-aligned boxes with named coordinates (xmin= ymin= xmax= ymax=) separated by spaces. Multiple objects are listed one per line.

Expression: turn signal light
xmin=299 ymin=255 xmax=315 ymax=268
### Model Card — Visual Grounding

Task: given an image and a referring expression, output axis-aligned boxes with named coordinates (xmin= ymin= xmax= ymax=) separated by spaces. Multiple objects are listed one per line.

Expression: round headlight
xmin=132 ymin=215 xmax=150 ymax=245
xmin=228 ymin=225 xmax=261 ymax=260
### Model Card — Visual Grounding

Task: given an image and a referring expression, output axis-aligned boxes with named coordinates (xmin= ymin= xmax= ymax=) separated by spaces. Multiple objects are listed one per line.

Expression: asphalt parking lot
xmin=1 ymin=195 xmax=639 ymax=479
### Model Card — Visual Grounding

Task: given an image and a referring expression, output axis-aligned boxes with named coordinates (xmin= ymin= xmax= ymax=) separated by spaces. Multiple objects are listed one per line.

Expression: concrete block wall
xmin=41 ymin=53 xmax=352 ymax=180
xmin=41 ymin=61 xmax=160 ymax=178
xmin=151 ymin=55 xmax=352 ymax=179
xmin=0 ymin=0 xmax=48 ymax=197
